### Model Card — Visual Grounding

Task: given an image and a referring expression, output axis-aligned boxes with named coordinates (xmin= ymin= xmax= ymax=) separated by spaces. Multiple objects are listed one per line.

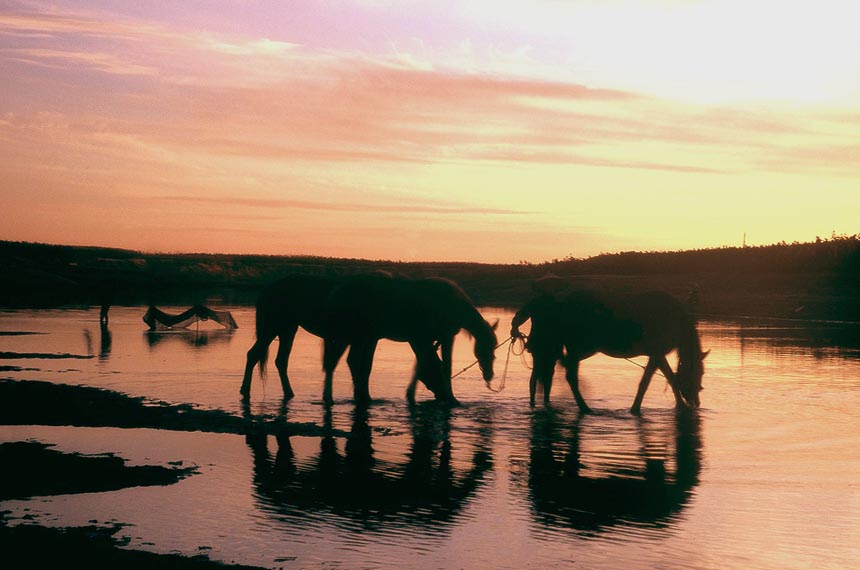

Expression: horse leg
xmin=274 ymin=325 xmax=298 ymax=400
xmin=631 ymin=358 xmax=659 ymax=415
xmin=438 ymin=337 xmax=458 ymax=405
xmin=564 ymin=358 xmax=592 ymax=414
xmin=405 ymin=344 xmax=435 ymax=405
xmin=406 ymin=362 xmax=419 ymax=405
xmin=529 ymin=369 xmax=538 ymax=407
xmin=347 ymin=339 xmax=378 ymax=405
xmin=241 ymin=333 xmax=275 ymax=397
xmin=655 ymin=356 xmax=687 ymax=409
xmin=322 ymin=338 xmax=348 ymax=405
xmin=529 ymin=351 xmax=554 ymax=407
xmin=408 ymin=341 xmax=452 ymax=405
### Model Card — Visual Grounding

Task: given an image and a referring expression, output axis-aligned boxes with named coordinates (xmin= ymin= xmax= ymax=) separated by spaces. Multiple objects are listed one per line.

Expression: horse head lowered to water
xmin=521 ymin=289 xmax=708 ymax=414
xmin=322 ymin=273 xmax=498 ymax=405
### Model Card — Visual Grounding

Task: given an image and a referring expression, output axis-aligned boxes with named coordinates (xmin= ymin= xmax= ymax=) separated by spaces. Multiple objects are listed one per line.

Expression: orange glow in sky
xmin=1 ymin=1 xmax=858 ymax=262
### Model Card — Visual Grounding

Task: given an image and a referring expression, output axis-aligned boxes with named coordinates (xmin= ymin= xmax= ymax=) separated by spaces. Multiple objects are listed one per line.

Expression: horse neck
xmin=459 ymin=302 xmax=491 ymax=341
xmin=676 ymin=315 xmax=702 ymax=368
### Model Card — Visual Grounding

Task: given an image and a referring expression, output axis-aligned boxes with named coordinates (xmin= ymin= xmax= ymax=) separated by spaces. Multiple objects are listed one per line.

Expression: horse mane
xmin=675 ymin=309 xmax=704 ymax=379
xmin=439 ymin=278 xmax=497 ymax=345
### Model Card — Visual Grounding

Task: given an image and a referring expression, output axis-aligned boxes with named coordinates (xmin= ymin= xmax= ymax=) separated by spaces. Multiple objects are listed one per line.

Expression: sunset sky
xmin=1 ymin=1 xmax=858 ymax=263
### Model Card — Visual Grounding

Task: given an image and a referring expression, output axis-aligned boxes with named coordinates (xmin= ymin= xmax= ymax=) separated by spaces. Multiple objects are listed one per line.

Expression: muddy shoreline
xmin=0 ymin=378 xmax=337 ymax=569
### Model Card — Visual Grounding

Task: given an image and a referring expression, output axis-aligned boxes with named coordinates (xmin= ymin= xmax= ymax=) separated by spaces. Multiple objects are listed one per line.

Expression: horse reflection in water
xmin=517 ymin=290 xmax=708 ymax=414
xmin=521 ymin=409 xmax=702 ymax=533
xmin=244 ymin=404 xmax=493 ymax=532
xmin=322 ymin=273 xmax=498 ymax=405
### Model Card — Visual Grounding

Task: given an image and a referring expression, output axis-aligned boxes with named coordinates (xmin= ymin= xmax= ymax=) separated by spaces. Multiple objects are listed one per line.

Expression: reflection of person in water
xmin=99 ymin=319 xmax=112 ymax=360
xmin=511 ymin=273 xmax=568 ymax=406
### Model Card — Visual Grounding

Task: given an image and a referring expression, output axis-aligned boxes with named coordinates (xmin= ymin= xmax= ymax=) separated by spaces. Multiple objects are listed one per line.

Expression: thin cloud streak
xmin=160 ymin=195 xmax=531 ymax=216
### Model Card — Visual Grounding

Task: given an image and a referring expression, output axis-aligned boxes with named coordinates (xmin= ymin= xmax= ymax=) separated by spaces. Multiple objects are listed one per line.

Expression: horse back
xmin=255 ymin=274 xmax=340 ymax=336
xmin=326 ymin=274 xmax=471 ymax=342
xmin=561 ymin=290 xmax=694 ymax=358
xmin=606 ymin=291 xmax=696 ymax=355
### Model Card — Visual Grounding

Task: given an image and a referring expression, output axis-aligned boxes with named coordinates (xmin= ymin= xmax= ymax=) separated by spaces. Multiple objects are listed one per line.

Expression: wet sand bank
xmin=0 ymin=378 xmax=335 ymax=570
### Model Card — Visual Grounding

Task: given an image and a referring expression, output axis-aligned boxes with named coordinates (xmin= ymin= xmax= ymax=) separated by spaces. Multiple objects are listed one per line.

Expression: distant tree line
xmin=1 ymin=235 xmax=857 ymax=318
xmin=546 ymin=233 xmax=860 ymax=278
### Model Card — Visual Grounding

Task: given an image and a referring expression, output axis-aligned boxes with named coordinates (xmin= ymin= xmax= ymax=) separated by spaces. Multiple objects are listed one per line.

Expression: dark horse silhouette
xmin=241 ymin=273 xmax=450 ymax=401
xmin=516 ymin=290 xmax=708 ymax=414
xmin=241 ymin=275 xmax=340 ymax=399
xmin=322 ymin=273 xmax=498 ymax=405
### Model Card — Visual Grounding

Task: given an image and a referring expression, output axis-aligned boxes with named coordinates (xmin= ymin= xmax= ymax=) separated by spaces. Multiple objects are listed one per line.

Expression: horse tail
xmin=254 ymin=297 xmax=269 ymax=382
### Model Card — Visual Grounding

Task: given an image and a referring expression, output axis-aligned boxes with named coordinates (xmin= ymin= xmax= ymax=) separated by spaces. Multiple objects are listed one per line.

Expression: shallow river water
xmin=1 ymin=306 xmax=859 ymax=569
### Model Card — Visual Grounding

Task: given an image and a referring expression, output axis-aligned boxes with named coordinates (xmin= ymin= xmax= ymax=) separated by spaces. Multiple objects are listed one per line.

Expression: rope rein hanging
xmin=511 ymin=334 xmax=532 ymax=370
xmin=485 ymin=336 xmax=514 ymax=393
xmin=450 ymin=336 xmax=513 ymax=380
xmin=450 ymin=331 xmax=672 ymax=394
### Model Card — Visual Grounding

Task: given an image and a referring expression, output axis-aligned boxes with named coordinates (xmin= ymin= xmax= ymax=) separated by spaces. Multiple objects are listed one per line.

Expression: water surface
xmin=1 ymin=306 xmax=859 ymax=569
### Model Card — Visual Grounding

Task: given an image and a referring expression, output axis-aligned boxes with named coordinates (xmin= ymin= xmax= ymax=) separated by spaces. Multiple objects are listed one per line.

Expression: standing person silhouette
xmin=510 ymin=273 xmax=569 ymax=406
xmin=99 ymin=302 xmax=111 ymax=326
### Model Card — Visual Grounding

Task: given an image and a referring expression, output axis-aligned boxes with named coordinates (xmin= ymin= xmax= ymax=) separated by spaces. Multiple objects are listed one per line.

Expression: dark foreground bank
xmin=0 ymin=522 xmax=269 ymax=570
xmin=0 ymin=379 xmax=341 ymax=570
xmin=0 ymin=442 xmax=265 ymax=568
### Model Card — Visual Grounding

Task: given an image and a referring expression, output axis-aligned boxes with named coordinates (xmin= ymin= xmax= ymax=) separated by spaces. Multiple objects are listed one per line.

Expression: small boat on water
xmin=143 ymin=305 xmax=238 ymax=331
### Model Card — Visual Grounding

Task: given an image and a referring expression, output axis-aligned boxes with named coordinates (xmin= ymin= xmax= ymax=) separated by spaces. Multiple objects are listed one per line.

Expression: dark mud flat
xmin=0 ymin=379 xmax=337 ymax=438
xmin=0 ymin=379 xmax=335 ymax=570
xmin=0 ymin=443 xmax=266 ymax=569
xmin=0 ymin=378 xmax=248 ymax=433
xmin=0 ymin=522 xmax=269 ymax=569
xmin=0 ymin=441 xmax=197 ymax=500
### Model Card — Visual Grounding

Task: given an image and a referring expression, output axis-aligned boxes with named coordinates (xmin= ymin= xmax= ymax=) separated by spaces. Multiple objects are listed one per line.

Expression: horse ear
xmin=701 ymin=349 xmax=711 ymax=360
xmin=490 ymin=318 xmax=500 ymax=331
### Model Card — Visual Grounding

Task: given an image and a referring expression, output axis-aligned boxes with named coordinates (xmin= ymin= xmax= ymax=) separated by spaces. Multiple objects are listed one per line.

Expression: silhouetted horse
xmin=240 ymin=275 xmax=340 ymax=399
xmin=523 ymin=290 xmax=708 ymax=414
xmin=322 ymin=273 xmax=498 ymax=405
xmin=241 ymin=272 xmax=451 ymax=402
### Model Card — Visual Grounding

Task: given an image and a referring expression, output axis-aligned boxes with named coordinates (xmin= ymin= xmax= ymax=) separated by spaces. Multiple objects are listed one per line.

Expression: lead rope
xmin=485 ymin=336 xmax=514 ymax=393
xmin=511 ymin=334 xmax=531 ymax=370
xmin=450 ymin=336 xmax=514 ymax=394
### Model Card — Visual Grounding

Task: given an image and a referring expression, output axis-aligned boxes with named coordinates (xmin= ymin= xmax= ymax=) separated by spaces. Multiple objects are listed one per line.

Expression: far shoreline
xmin=1 ymin=237 xmax=858 ymax=323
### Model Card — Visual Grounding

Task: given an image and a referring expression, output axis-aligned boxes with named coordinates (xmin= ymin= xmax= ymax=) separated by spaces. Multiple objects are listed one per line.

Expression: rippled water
xmin=1 ymin=306 xmax=859 ymax=569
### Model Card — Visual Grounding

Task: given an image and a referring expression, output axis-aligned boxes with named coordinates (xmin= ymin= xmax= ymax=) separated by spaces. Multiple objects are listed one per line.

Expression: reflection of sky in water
xmin=1 ymin=307 xmax=859 ymax=569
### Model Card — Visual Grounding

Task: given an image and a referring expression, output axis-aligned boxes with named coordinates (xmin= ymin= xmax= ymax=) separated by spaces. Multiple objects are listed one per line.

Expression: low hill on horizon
xmin=1 ymin=237 xmax=858 ymax=322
